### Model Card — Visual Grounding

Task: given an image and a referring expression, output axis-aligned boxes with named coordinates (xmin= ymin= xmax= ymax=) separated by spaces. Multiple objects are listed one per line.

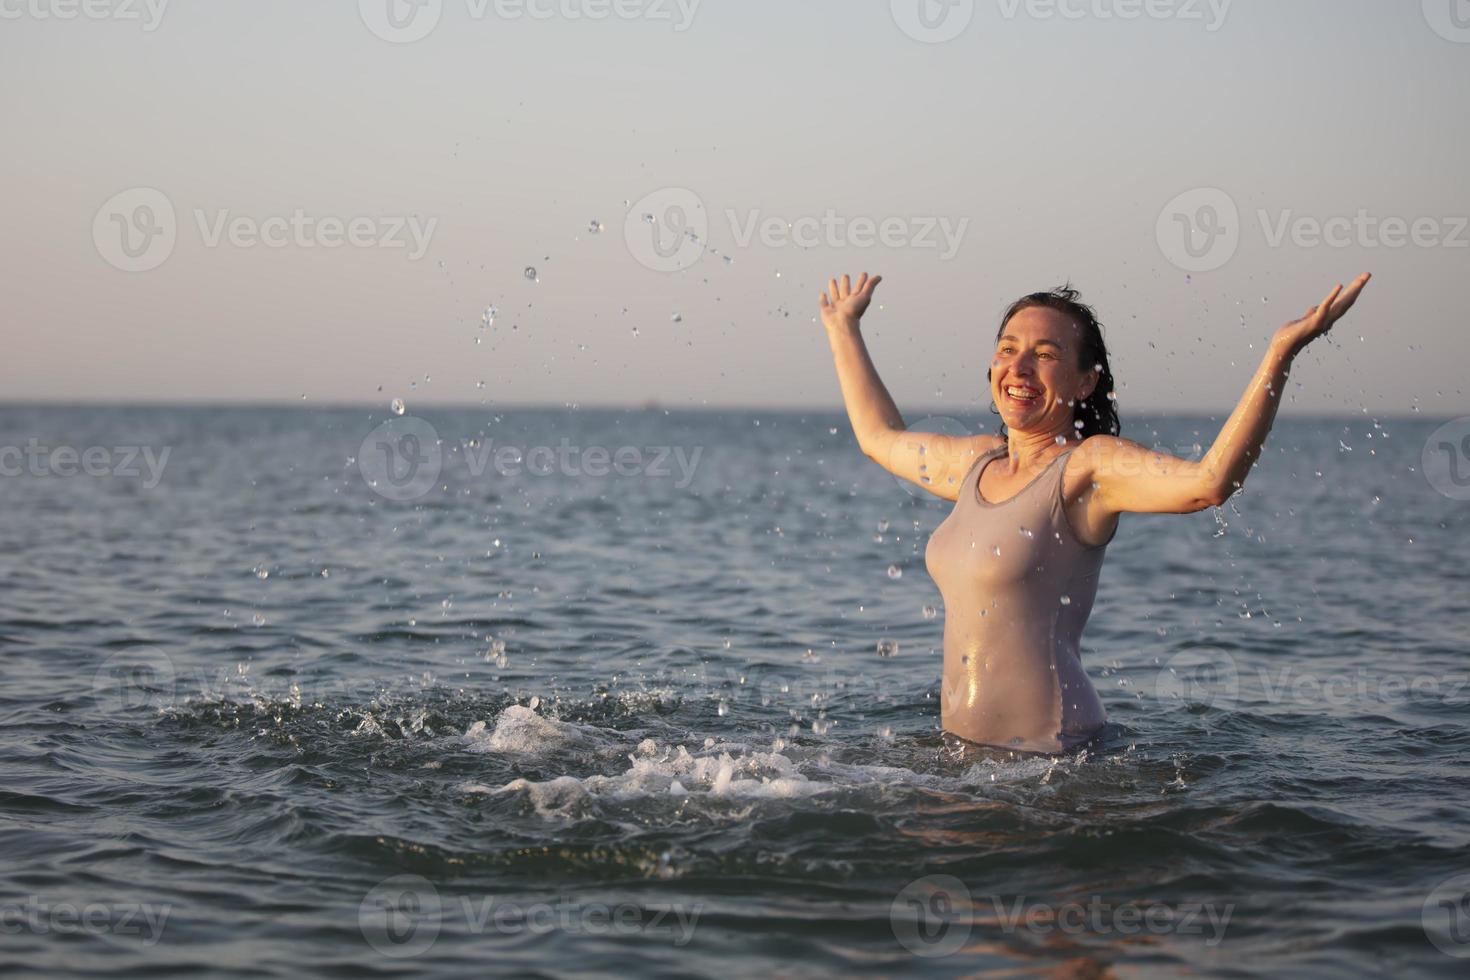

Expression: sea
xmin=1 ymin=404 xmax=1467 ymax=978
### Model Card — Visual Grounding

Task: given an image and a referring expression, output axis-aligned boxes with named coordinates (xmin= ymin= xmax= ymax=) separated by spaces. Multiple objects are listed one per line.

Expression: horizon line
xmin=0 ymin=397 xmax=1447 ymax=423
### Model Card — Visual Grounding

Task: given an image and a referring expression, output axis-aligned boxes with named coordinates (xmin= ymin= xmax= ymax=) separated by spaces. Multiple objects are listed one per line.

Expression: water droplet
xmin=1055 ymin=435 xmax=1068 ymax=445
xmin=1018 ymin=527 xmax=1035 ymax=539
xmin=717 ymin=700 xmax=729 ymax=717
xmin=251 ymin=613 xmax=266 ymax=627
xmin=524 ymin=266 xmax=539 ymax=282
xmin=390 ymin=398 xmax=406 ymax=416
xmin=253 ymin=566 xmax=269 ymax=580
xmin=671 ymin=312 xmax=683 ymax=323
xmin=991 ymin=546 xmax=1002 ymax=557
xmin=631 ymin=326 xmax=640 ymax=337
xmin=588 ymin=219 xmax=603 ymax=234
xmin=481 ymin=305 xmax=498 ymax=328
xmin=1060 ymin=595 xmax=1072 ymax=606
xmin=922 ymin=605 xmax=938 ymax=620
xmin=887 ymin=565 xmax=903 ymax=580
xmin=877 ymin=519 xmax=890 ymax=533
xmin=876 ymin=639 xmax=900 ymax=658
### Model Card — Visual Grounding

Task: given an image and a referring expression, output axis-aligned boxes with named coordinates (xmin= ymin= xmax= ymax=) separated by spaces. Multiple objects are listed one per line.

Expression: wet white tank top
xmin=923 ymin=444 xmax=1115 ymax=753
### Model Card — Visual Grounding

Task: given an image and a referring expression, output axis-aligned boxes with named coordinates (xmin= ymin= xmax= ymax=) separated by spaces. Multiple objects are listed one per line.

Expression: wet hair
xmin=987 ymin=284 xmax=1121 ymax=443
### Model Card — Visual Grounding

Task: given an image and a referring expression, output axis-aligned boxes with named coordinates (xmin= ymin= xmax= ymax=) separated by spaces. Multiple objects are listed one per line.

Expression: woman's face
xmin=989 ymin=306 xmax=1098 ymax=437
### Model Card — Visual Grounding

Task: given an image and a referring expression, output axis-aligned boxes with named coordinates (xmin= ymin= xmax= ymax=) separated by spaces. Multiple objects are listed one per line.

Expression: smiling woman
xmin=819 ymin=270 xmax=1372 ymax=752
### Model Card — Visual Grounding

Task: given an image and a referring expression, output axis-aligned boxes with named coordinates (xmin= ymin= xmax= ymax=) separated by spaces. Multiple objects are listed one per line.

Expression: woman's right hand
xmin=819 ymin=273 xmax=883 ymax=331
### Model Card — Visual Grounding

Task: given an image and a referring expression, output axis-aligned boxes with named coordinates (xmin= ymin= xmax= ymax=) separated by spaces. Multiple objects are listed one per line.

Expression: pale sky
xmin=2 ymin=0 xmax=1467 ymax=415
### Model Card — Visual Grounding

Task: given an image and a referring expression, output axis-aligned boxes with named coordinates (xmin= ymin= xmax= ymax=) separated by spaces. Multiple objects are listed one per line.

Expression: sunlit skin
xmin=819 ymin=270 xmax=1372 ymax=746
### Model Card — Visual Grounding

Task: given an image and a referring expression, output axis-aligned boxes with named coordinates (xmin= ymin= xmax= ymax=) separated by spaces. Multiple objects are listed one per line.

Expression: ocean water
xmin=1 ymin=404 xmax=1467 ymax=978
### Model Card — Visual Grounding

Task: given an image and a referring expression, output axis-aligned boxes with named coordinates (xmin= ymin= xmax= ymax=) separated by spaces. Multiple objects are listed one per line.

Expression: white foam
xmin=463 ymin=708 xmax=1112 ymax=819
xmin=463 ymin=705 xmax=615 ymax=756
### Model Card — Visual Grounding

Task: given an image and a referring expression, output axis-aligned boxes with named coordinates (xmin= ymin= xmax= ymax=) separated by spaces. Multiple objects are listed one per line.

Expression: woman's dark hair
xmin=987 ymin=284 xmax=1121 ymax=443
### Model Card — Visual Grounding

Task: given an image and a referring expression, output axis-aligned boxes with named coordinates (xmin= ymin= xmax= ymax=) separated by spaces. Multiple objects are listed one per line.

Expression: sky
xmin=2 ymin=0 xmax=1468 ymax=416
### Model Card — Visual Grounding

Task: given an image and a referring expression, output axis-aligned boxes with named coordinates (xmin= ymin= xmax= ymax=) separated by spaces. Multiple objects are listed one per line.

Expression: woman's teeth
xmin=1006 ymin=386 xmax=1040 ymax=403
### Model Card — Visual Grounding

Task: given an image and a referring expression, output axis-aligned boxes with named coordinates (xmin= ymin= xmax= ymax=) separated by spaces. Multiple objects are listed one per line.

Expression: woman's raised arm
xmin=1082 ymin=273 xmax=1372 ymax=516
xmin=820 ymin=273 xmax=1000 ymax=501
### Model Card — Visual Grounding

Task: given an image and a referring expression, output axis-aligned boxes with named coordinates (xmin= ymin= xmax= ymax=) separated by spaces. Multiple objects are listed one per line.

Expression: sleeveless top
xmin=923 ymin=444 xmax=1116 ymax=753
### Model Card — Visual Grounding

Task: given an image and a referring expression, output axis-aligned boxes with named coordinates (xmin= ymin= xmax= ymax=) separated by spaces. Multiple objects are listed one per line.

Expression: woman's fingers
xmin=821 ymin=272 xmax=884 ymax=309
xmin=1329 ymin=273 xmax=1371 ymax=320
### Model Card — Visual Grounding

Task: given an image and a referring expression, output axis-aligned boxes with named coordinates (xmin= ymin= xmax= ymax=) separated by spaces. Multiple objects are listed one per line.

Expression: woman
xmin=820 ymin=271 xmax=1371 ymax=753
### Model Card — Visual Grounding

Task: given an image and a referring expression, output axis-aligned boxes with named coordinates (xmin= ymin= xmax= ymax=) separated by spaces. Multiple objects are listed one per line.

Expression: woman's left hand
xmin=1271 ymin=273 xmax=1372 ymax=357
